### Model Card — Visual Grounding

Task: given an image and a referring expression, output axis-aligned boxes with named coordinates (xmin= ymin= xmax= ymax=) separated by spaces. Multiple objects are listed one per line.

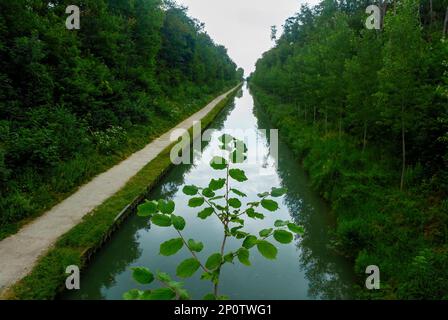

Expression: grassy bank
xmin=0 ymin=86 xmax=238 ymax=241
xmin=2 ymin=86 xmax=241 ymax=300
xmin=251 ymin=85 xmax=448 ymax=300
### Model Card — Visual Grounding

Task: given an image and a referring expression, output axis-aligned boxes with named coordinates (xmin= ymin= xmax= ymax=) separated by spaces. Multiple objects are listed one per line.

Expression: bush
xmin=0 ymin=191 xmax=33 ymax=226
xmin=252 ymin=84 xmax=448 ymax=299
xmin=92 ymin=126 xmax=127 ymax=155
xmin=398 ymin=248 xmax=448 ymax=299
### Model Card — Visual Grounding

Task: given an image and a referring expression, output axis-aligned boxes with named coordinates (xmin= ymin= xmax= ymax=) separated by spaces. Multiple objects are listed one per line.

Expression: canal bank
xmin=62 ymin=84 xmax=354 ymax=300
xmin=1 ymin=84 xmax=242 ymax=300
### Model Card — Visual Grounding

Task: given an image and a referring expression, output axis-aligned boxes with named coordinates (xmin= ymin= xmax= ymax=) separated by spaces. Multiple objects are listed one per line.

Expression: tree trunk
xmin=325 ymin=107 xmax=328 ymax=134
xmin=400 ymin=104 xmax=406 ymax=191
xmin=429 ymin=0 xmax=434 ymax=24
xmin=313 ymin=106 xmax=316 ymax=124
xmin=362 ymin=121 xmax=367 ymax=154
xmin=380 ymin=0 xmax=388 ymax=29
xmin=338 ymin=116 xmax=342 ymax=139
xmin=444 ymin=6 xmax=448 ymax=39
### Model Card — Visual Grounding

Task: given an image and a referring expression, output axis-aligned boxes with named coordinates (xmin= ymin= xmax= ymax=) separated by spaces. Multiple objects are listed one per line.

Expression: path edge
xmin=1 ymin=84 xmax=243 ymax=300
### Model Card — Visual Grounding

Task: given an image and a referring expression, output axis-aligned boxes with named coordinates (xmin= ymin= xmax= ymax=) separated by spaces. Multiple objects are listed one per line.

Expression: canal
xmin=63 ymin=84 xmax=354 ymax=300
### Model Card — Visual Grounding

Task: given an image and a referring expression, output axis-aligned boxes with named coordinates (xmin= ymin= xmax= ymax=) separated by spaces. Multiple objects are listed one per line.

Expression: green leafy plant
xmin=124 ymin=134 xmax=304 ymax=300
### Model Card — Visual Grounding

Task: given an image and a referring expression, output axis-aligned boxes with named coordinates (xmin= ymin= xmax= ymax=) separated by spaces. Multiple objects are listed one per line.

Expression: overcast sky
xmin=176 ymin=0 xmax=321 ymax=76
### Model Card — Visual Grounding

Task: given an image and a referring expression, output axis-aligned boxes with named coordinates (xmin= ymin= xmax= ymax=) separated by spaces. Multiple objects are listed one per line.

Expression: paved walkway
xmin=0 ymin=86 xmax=239 ymax=295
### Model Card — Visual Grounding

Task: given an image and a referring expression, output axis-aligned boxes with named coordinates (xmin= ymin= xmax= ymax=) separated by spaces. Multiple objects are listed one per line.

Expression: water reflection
xmin=63 ymin=85 xmax=353 ymax=300
xmin=253 ymin=89 xmax=354 ymax=299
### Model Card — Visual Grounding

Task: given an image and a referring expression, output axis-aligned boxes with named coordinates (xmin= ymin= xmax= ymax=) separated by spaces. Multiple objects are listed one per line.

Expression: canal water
xmin=63 ymin=84 xmax=354 ymax=300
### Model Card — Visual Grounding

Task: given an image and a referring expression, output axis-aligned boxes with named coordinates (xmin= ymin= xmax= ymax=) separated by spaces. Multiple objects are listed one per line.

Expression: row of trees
xmin=251 ymin=0 xmax=448 ymax=192
xmin=0 ymin=0 xmax=242 ymax=231
xmin=251 ymin=0 xmax=448 ymax=298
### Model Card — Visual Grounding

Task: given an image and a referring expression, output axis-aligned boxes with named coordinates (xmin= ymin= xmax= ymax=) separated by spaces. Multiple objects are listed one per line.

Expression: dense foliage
xmin=0 ymin=0 xmax=242 ymax=237
xmin=251 ymin=0 xmax=448 ymax=299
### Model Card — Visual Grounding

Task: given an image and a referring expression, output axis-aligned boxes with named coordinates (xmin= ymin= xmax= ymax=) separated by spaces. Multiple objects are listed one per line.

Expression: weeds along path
xmin=0 ymin=85 xmax=240 ymax=295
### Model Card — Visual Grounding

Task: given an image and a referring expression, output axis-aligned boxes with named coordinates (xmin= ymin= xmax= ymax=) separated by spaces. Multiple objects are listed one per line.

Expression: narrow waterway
xmin=63 ymin=84 xmax=354 ymax=300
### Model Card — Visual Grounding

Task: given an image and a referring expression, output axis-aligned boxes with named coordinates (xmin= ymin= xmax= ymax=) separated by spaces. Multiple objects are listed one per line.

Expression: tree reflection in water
xmin=253 ymin=94 xmax=354 ymax=300
xmin=62 ymin=99 xmax=236 ymax=300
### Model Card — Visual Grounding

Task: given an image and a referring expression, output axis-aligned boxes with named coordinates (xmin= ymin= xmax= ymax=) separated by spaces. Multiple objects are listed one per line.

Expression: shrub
xmin=92 ymin=126 xmax=127 ymax=155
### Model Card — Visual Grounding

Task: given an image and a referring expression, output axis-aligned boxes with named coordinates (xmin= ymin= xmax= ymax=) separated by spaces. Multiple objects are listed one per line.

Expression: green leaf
xmin=171 ymin=215 xmax=186 ymax=231
xmin=273 ymin=230 xmax=293 ymax=244
xmin=156 ymin=272 xmax=172 ymax=283
xmin=257 ymin=192 xmax=269 ymax=198
xmin=183 ymin=185 xmax=198 ymax=196
xmin=131 ymin=267 xmax=154 ymax=284
xmin=209 ymin=178 xmax=226 ymax=191
xmin=139 ymin=290 xmax=152 ymax=300
xmin=202 ymin=188 xmax=216 ymax=198
xmin=123 ymin=289 xmax=141 ymax=300
xmin=200 ymin=272 xmax=213 ymax=281
xmin=261 ymin=199 xmax=279 ymax=212
xmin=257 ymin=240 xmax=278 ymax=260
xmin=137 ymin=201 xmax=158 ymax=217
xmin=176 ymin=258 xmax=201 ymax=278
xmin=146 ymin=288 xmax=176 ymax=300
xmin=188 ymin=197 xmax=205 ymax=208
xmin=160 ymin=238 xmax=184 ymax=256
xmin=205 ymin=253 xmax=222 ymax=270
xmin=219 ymin=143 xmax=234 ymax=152
xmin=228 ymin=198 xmax=242 ymax=208
xmin=229 ymin=168 xmax=248 ymax=182
xmin=210 ymin=195 xmax=225 ymax=201
xmin=230 ymin=188 xmax=247 ymax=197
xmin=223 ymin=253 xmax=234 ymax=263
xmin=247 ymin=208 xmax=264 ymax=220
xmin=287 ymin=223 xmax=304 ymax=235
xmin=231 ymin=140 xmax=248 ymax=163
xmin=210 ymin=156 xmax=227 ymax=170
xmin=218 ymin=134 xmax=234 ymax=145
xmin=151 ymin=214 xmax=172 ymax=227
xmin=198 ymin=207 xmax=214 ymax=219
xmin=178 ymin=288 xmax=190 ymax=300
xmin=167 ymin=281 xmax=184 ymax=289
xmin=234 ymin=139 xmax=248 ymax=152
xmin=230 ymin=226 xmax=244 ymax=235
xmin=242 ymin=235 xmax=258 ymax=249
xmin=158 ymin=199 xmax=175 ymax=214
xmin=259 ymin=228 xmax=273 ymax=237
xmin=235 ymin=231 xmax=249 ymax=239
xmin=237 ymin=248 xmax=251 ymax=266
xmin=203 ymin=293 xmax=217 ymax=300
xmin=187 ymin=239 xmax=204 ymax=252
xmin=255 ymin=213 xmax=265 ymax=219
xmin=271 ymin=187 xmax=288 ymax=197
xmin=231 ymin=150 xmax=247 ymax=163
xmin=274 ymin=220 xmax=289 ymax=227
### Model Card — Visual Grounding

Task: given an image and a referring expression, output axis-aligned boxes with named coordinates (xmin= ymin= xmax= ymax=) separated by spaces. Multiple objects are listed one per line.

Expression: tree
xmin=377 ymin=0 xmax=426 ymax=190
xmin=344 ymin=29 xmax=382 ymax=152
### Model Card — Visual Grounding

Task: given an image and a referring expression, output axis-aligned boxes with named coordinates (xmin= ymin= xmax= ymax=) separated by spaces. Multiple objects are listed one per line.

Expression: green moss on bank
xmin=3 ymin=86 xmax=241 ymax=300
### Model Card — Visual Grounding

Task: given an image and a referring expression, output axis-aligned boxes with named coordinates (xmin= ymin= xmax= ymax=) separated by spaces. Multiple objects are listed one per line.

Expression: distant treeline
xmin=251 ymin=0 xmax=448 ymax=299
xmin=0 ymin=0 xmax=242 ymax=236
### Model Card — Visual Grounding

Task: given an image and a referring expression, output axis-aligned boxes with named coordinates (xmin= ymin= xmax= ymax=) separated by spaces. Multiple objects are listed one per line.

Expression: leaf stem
xmin=176 ymin=229 xmax=209 ymax=273
xmin=213 ymin=160 xmax=231 ymax=297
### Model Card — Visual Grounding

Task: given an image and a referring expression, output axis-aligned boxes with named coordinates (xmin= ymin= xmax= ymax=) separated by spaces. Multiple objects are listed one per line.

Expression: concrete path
xmin=0 ymin=86 xmax=240 ymax=295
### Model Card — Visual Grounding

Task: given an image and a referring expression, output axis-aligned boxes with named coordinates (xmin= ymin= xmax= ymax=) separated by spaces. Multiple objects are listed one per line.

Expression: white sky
xmin=175 ymin=0 xmax=321 ymax=76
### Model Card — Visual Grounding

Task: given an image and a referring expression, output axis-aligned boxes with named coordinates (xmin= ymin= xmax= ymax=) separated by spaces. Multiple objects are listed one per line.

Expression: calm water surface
xmin=63 ymin=85 xmax=354 ymax=300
